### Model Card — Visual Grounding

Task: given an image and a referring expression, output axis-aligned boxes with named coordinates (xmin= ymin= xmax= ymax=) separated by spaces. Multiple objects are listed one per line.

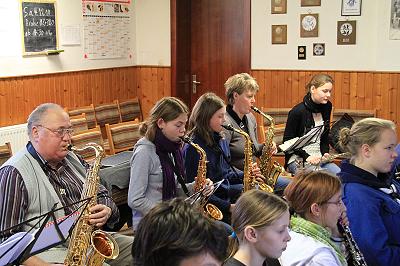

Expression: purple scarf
xmin=154 ymin=128 xmax=186 ymax=200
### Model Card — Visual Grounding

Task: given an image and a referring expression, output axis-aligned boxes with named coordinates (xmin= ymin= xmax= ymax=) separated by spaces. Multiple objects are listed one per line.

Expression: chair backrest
xmin=332 ymin=108 xmax=377 ymax=123
xmin=261 ymin=107 xmax=291 ymax=126
xmin=70 ymin=113 xmax=89 ymax=135
xmin=118 ymin=98 xmax=143 ymax=122
xmin=71 ymin=126 xmax=104 ymax=160
xmin=94 ymin=101 xmax=122 ymax=127
xmin=0 ymin=142 xmax=12 ymax=166
xmin=105 ymin=121 xmax=141 ymax=155
xmin=66 ymin=104 xmax=97 ymax=129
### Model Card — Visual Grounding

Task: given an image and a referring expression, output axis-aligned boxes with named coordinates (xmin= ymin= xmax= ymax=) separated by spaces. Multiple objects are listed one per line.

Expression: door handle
xmin=192 ymin=74 xmax=201 ymax=94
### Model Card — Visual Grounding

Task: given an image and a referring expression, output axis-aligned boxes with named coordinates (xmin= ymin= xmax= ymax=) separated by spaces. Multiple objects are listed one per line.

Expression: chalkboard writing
xmin=21 ymin=1 xmax=57 ymax=54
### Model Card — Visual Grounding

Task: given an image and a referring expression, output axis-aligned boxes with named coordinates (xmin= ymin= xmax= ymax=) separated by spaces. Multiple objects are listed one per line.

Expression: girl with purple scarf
xmin=128 ymin=97 xmax=212 ymax=230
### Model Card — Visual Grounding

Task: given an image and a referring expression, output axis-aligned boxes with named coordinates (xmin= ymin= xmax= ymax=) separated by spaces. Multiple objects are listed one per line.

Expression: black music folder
xmin=279 ymin=124 xmax=324 ymax=153
xmin=0 ymin=197 xmax=91 ymax=265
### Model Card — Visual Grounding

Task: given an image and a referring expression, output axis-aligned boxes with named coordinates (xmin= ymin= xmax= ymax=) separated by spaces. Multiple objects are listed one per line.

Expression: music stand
xmin=279 ymin=124 xmax=324 ymax=154
xmin=0 ymin=197 xmax=91 ymax=266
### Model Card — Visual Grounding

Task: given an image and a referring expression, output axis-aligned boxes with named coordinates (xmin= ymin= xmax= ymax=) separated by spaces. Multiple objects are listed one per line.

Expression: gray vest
xmin=1 ymin=147 xmax=86 ymax=232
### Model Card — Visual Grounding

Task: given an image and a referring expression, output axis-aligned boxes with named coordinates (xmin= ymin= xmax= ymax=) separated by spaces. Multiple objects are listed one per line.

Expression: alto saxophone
xmin=251 ymin=106 xmax=285 ymax=192
xmin=339 ymin=223 xmax=368 ymax=266
xmin=222 ymin=124 xmax=257 ymax=192
xmin=65 ymin=143 xmax=119 ymax=266
xmin=181 ymin=136 xmax=223 ymax=221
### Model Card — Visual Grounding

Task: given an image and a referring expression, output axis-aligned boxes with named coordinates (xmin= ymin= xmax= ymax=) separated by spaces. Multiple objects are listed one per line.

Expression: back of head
xmin=132 ymin=198 xmax=228 ymax=266
xmin=140 ymin=97 xmax=189 ymax=142
xmin=305 ymin=74 xmax=333 ymax=93
xmin=338 ymin=117 xmax=396 ymax=157
xmin=188 ymin=92 xmax=225 ymax=145
xmin=228 ymin=190 xmax=288 ymax=256
xmin=225 ymin=73 xmax=259 ymax=105
xmin=27 ymin=103 xmax=65 ymax=139
xmin=284 ymin=171 xmax=341 ymax=218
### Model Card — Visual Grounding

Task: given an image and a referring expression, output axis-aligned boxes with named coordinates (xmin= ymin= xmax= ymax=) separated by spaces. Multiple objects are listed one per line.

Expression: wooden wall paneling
xmin=349 ymin=72 xmax=358 ymax=109
xmin=389 ymin=73 xmax=398 ymax=122
xmin=357 ymin=72 xmax=366 ymax=110
xmin=381 ymin=73 xmax=391 ymax=119
xmin=291 ymin=71 xmax=300 ymax=107
xmin=364 ymin=72 xmax=373 ymax=110
xmin=373 ymin=73 xmax=382 ymax=117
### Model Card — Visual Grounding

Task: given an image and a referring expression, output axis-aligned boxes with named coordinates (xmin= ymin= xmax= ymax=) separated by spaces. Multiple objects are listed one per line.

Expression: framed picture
xmin=272 ymin=25 xmax=287 ymax=44
xmin=341 ymin=0 xmax=362 ymax=16
xmin=337 ymin=20 xmax=356 ymax=44
xmin=301 ymin=0 xmax=321 ymax=7
xmin=390 ymin=0 xmax=400 ymax=39
xmin=271 ymin=0 xmax=287 ymax=14
xmin=300 ymin=13 xmax=319 ymax=38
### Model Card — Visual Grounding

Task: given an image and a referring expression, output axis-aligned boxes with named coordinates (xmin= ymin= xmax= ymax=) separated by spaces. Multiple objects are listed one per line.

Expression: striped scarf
xmin=291 ymin=215 xmax=347 ymax=266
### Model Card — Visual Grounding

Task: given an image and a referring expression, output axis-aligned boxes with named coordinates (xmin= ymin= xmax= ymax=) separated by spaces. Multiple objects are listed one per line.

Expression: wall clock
xmin=300 ymin=13 xmax=318 ymax=37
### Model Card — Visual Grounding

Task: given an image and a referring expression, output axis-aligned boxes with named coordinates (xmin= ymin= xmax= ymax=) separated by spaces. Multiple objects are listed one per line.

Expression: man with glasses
xmin=0 ymin=103 xmax=132 ymax=265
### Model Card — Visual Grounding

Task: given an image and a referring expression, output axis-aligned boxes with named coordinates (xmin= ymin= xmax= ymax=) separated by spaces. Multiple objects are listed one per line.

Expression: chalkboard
xmin=21 ymin=0 xmax=58 ymax=55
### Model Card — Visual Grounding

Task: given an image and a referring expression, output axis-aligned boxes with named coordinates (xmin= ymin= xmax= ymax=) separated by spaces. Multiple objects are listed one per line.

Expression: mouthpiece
xmin=67 ymin=144 xmax=74 ymax=151
xmin=251 ymin=106 xmax=261 ymax=114
xmin=222 ymin=124 xmax=234 ymax=131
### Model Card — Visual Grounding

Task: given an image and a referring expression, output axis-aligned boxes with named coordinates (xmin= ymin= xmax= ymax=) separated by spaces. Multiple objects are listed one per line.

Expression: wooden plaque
xmin=300 ymin=13 xmax=318 ymax=38
xmin=337 ymin=20 xmax=356 ymax=45
xmin=271 ymin=0 xmax=287 ymax=14
xmin=301 ymin=0 xmax=321 ymax=7
xmin=272 ymin=25 xmax=287 ymax=44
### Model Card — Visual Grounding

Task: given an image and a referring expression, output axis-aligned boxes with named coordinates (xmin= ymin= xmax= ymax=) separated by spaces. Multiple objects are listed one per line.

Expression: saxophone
xmin=181 ymin=136 xmax=223 ymax=221
xmin=222 ymin=124 xmax=256 ymax=192
xmin=339 ymin=223 xmax=368 ymax=266
xmin=251 ymin=106 xmax=285 ymax=192
xmin=65 ymin=143 xmax=119 ymax=266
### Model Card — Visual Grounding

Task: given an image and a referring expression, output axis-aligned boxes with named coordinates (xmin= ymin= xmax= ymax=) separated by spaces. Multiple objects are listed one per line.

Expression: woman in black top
xmin=283 ymin=74 xmax=340 ymax=175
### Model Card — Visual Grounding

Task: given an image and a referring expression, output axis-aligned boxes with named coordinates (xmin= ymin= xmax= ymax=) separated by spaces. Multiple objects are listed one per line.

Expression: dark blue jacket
xmin=183 ymin=133 xmax=243 ymax=215
xmin=339 ymin=161 xmax=400 ymax=266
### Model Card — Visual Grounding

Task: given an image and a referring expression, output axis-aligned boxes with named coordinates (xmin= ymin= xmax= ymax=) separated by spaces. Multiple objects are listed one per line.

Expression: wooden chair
xmin=259 ymin=107 xmax=290 ymax=145
xmin=118 ymin=98 xmax=143 ymax=122
xmin=70 ymin=113 xmax=89 ymax=135
xmin=105 ymin=121 xmax=141 ymax=155
xmin=0 ymin=142 xmax=12 ymax=166
xmin=94 ymin=101 xmax=122 ymax=128
xmin=66 ymin=104 xmax=97 ymax=129
xmin=332 ymin=108 xmax=377 ymax=123
xmin=70 ymin=126 xmax=105 ymax=160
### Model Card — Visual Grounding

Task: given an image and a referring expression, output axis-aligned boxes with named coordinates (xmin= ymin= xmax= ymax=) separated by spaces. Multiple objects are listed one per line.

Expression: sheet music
xmin=30 ymin=212 xmax=79 ymax=254
xmin=279 ymin=125 xmax=324 ymax=152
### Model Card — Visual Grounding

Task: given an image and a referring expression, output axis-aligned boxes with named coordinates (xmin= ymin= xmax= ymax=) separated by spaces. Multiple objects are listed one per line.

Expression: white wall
xmin=0 ymin=0 xmax=171 ymax=77
xmin=135 ymin=0 xmax=170 ymax=66
xmin=252 ymin=0 xmax=399 ymax=71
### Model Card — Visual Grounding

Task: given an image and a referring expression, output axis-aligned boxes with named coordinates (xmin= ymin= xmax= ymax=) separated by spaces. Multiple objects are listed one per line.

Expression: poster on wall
xmin=337 ymin=20 xmax=356 ymax=45
xmin=82 ymin=0 xmax=132 ymax=59
xmin=390 ymin=0 xmax=400 ymax=40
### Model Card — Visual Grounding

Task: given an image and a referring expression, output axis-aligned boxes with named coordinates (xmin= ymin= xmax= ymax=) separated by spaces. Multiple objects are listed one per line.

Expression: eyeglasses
xmin=37 ymin=125 xmax=74 ymax=137
xmin=323 ymin=198 xmax=344 ymax=207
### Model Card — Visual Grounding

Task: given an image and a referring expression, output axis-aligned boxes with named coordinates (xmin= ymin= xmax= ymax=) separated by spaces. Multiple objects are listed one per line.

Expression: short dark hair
xmin=132 ymin=198 xmax=228 ymax=266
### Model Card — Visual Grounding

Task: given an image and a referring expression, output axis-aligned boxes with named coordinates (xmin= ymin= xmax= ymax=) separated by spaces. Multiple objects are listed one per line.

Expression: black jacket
xmin=283 ymin=100 xmax=332 ymax=167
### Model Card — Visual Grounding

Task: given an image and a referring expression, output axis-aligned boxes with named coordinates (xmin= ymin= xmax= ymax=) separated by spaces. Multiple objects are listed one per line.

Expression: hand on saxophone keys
xmin=199 ymin=178 xmax=214 ymax=197
xmin=89 ymin=204 xmax=112 ymax=227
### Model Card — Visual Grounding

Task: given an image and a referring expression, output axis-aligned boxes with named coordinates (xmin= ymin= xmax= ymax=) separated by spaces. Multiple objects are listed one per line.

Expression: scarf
xmin=339 ymin=160 xmax=400 ymax=204
xmin=303 ymin=92 xmax=326 ymax=114
xmin=154 ymin=128 xmax=185 ymax=200
xmin=291 ymin=216 xmax=347 ymax=266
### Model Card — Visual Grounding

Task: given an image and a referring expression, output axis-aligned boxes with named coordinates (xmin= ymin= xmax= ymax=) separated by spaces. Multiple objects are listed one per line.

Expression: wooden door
xmin=171 ymin=0 xmax=251 ymax=107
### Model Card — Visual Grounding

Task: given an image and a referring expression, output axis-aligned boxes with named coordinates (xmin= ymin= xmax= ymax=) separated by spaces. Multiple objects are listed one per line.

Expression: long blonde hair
xmin=227 ymin=190 xmax=288 ymax=258
xmin=139 ymin=97 xmax=189 ymax=142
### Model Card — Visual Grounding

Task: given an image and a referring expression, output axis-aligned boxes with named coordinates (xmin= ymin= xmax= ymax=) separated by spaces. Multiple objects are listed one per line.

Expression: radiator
xmin=0 ymin=123 xmax=29 ymax=153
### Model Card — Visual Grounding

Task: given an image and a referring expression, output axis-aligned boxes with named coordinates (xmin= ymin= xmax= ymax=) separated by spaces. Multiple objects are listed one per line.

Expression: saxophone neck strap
xmin=165 ymin=155 xmax=189 ymax=197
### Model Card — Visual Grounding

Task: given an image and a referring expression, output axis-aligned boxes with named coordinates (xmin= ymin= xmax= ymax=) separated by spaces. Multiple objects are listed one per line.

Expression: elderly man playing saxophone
xmin=0 ymin=103 xmax=132 ymax=265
